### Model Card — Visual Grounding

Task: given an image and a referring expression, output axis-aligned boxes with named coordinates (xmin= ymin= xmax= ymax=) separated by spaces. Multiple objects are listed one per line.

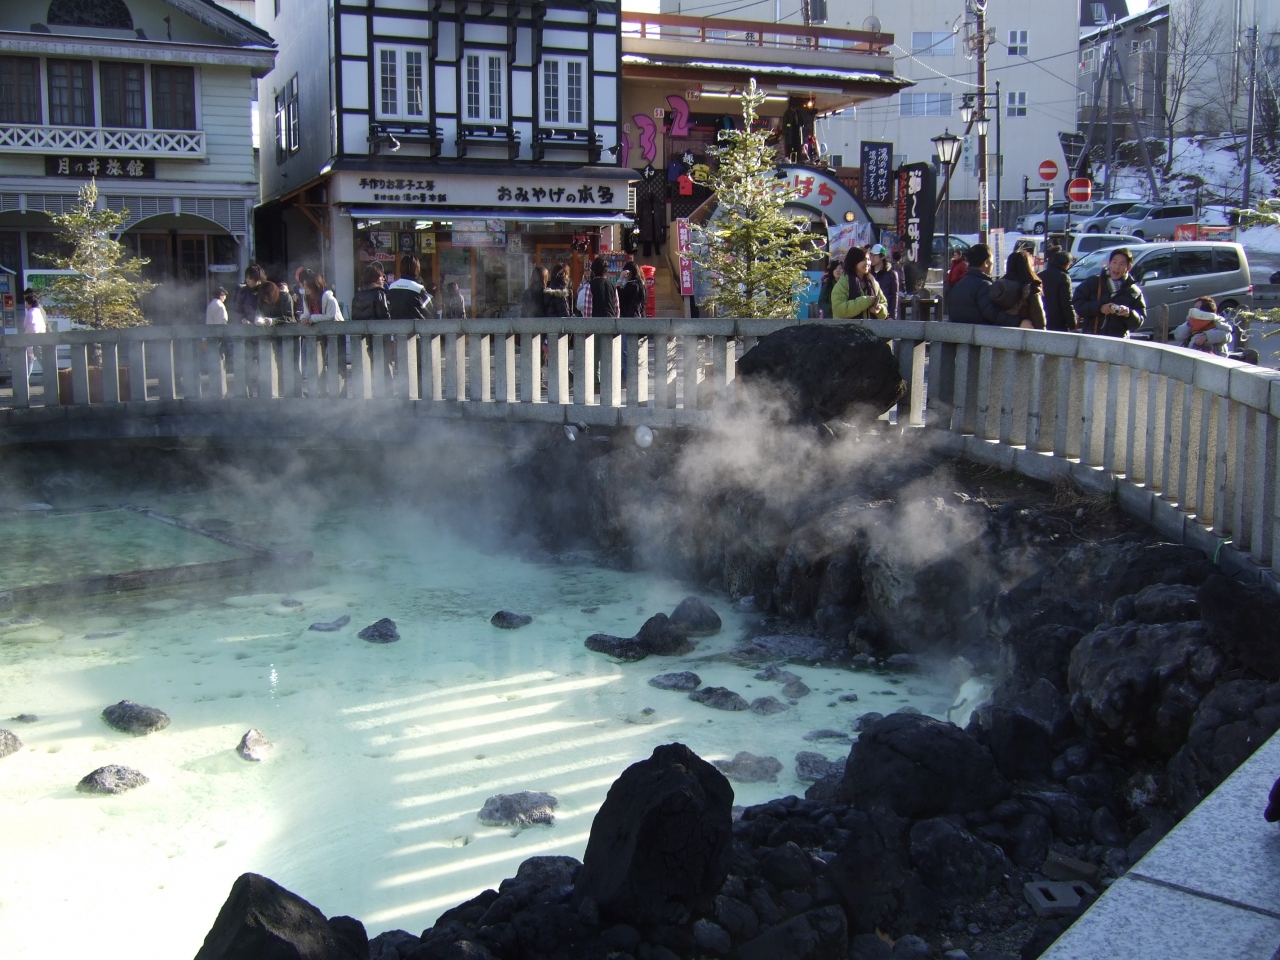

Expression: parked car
xmin=930 ymin=234 xmax=970 ymax=267
xmin=1068 ymin=241 xmax=1252 ymax=336
xmin=1016 ymin=201 xmax=1097 ymax=235
xmin=1070 ymin=200 xmax=1141 ymax=234
xmin=1069 ymin=233 xmax=1144 ymax=258
xmin=1105 ymin=203 xmax=1198 ymax=240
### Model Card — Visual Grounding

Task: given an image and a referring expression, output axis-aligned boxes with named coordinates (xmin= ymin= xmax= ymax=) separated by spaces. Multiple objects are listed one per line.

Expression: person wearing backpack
xmin=831 ymin=246 xmax=889 ymax=320
xmin=987 ymin=249 xmax=1046 ymax=329
xmin=1072 ymin=247 xmax=1146 ymax=337
xmin=1039 ymin=250 xmax=1076 ymax=332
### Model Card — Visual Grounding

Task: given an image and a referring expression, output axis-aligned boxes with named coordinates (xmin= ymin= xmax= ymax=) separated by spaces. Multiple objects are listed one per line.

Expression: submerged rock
xmin=574 ymin=742 xmax=733 ymax=926
xmin=795 ymin=751 xmax=845 ymax=782
xmin=804 ymin=728 xmax=851 ymax=742
xmin=0 ymin=729 xmax=21 ymax=758
xmin=308 ymin=614 xmax=351 ymax=632
xmin=11 ymin=713 xmax=37 ymax=723
xmin=478 ymin=791 xmax=558 ymax=828
xmin=358 ymin=618 xmax=400 ymax=643
xmin=279 ymin=598 xmax=303 ymax=608
xmin=491 ymin=611 xmax=533 ymax=629
xmin=193 ymin=872 xmax=365 ymax=960
xmin=237 ymin=729 xmax=272 ymax=762
xmin=713 ymin=751 xmax=782 ymax=783
xmin=586 ymin=613 xmax=694 ymax=662
xmin=586 ymin=633 xmax=649 ymax=661
xmin=782 ymin=679 xmax=812 ymax=699
xmin=689 ymin=687 xmax=750 ymax=711
xmin=77 ymin=765 xmax=148 ymax=794
xmin=102 ymin=700 xmax=170 ymax=736
xmin=650 ymin=672 xmax=701 ymax=691
xmin=733 ymin=635 xmax=838 ymax=664
xmin=669 ymin=596 xmax=722 ymax=637
xmin=755 ymin=663 xmax=802 ymax=684
xmin=750 ymin=696 xmax=790 ymax=715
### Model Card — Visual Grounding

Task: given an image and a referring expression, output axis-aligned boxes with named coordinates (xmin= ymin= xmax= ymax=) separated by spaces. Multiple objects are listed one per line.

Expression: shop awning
xmin=341 ymin=206 xmax=634 ymax=225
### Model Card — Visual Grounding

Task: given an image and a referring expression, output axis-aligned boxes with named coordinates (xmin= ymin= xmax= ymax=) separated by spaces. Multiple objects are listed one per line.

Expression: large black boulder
xmin=668 ymin=597 xmax=722 ymax=637
xmin=736 ymin=324 xmax=905 ymax=423
xmin=841 ymin=714 xmax=1009 ymax=819
xmin=971 ymin=679 xmax=1073 ymax=781
xmin=1197 ymin=575 xmax=1280 ymax=680
xmin=194 ymin=873 xmax=364 ymax=960
xmin=585 ymin=614 xmax=695 ymax=662
xmin=909 ymin=818 xmax=1009 ymax=903
xmin=736 ymin=906 xmax=848 ymax=960
xmin=573 ymin=742 xmax=733 ymax=926
xmin=102 ymin=700 xmax=170 ymax=735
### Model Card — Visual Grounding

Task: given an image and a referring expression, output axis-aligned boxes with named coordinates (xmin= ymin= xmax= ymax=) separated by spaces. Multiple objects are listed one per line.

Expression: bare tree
xmin=1158 ymin=0 xmax=1227 ymax=170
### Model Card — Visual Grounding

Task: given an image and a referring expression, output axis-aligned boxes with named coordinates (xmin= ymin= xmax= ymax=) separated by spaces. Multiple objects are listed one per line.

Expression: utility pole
xmin=1244 ymin=21 xmax=1259 ymax=206
xmin=1103 ymin=22 xmax=1117 ymax=200
xmin=973 ymin=0 xmax=990 ymax=242
xmin=995 ymin=78 xmax=1002 ymax=231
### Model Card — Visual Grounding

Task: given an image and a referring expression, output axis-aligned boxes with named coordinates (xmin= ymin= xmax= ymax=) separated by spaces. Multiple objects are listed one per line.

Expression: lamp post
xmin=932 ymin=128 xmax=963 ymax=302
xmin=961 ymin=89 xmax=1003 ymax=231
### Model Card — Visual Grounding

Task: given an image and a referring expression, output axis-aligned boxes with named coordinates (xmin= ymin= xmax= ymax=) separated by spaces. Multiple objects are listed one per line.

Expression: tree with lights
xmin=690 ymin=79 xmax=819 ymax=319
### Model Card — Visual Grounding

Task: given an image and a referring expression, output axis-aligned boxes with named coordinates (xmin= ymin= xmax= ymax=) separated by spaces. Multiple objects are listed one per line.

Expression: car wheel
xmin=1133 ymin=231 xmax=1145 ymax=240
xmin=1087 ymin=225 xmax=1101 ymax=233
xmin=1033 ymin=223 xmax=1046 ymax=235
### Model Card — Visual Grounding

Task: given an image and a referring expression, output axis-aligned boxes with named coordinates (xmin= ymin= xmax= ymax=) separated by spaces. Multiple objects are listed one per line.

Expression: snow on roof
xmin=1080 ymin=1 xmax=1168 ymax=43
xmin=620 ymin=54 xmax=908 ymax=86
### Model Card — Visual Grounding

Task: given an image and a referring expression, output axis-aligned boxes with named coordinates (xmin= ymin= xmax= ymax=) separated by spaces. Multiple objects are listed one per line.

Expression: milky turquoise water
xmin=0 ymin=492 xmax=962 ymax=958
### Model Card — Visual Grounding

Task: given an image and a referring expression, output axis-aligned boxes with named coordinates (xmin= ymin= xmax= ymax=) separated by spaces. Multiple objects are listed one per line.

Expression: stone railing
xmin=2 ymin=318 xmax=1278 ymax=586
xmin=0 ymin=124 xmax=206 ymax=158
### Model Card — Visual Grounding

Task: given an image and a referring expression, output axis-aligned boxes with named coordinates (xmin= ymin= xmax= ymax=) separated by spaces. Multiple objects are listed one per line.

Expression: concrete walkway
xmin=1042 ymin=730 xmax=1280 ymax=960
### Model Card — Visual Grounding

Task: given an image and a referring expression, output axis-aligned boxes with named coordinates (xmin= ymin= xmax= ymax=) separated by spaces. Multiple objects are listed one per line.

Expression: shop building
xmin=0 ymin=0 xmax=275 ymax=324
xmin=255 ymin=0 xmax=635 ymax=317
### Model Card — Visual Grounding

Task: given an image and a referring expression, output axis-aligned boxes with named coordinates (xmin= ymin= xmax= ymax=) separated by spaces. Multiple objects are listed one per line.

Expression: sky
xmin=1129 ymin=0 xmax=1150 ymax=11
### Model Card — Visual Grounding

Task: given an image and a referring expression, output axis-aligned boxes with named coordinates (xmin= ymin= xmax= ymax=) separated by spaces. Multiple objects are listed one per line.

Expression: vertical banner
xmin=978 ymin=179 xmax=989 ymax=235
xmin=676 ymin=218 xmax=694 ymax=297
xmin=895 ymin=162 xmax=937 ymax=270
xmin=859 ymin=141 xmax=894 ymax=205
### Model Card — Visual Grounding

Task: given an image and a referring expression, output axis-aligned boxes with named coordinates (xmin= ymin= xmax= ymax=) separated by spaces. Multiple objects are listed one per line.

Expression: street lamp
xmin=960 ymin=94 xmax=975 ymax=124
xmin=932 ymin=128 xmax=963 ymax=303
xmin=973 ymin=112 xmax=990 ymax=137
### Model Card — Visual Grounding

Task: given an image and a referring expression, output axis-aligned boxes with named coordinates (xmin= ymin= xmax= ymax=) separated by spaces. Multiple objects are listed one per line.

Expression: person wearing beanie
xmin=869 ymin=243 xmax=900 ymax=320
xmin=1039 ymin=249 xmax=1076 ymax=332
xmin=1173 ymin=297 xmax=1233 ymax=356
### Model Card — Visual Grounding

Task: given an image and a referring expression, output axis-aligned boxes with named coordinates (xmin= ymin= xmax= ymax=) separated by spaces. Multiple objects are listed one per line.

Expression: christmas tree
xmin=690 ymin=79 xmax=819 ymax=319
xmin=41 ymin=180 xmax=155 ymax=328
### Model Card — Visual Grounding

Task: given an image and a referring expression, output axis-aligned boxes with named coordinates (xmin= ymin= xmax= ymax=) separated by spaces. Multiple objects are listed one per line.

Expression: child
xmin=205 ymin=287 xmax=229 ymax=324
xmin=1173 ymin=297 xmax=1233 ymax=356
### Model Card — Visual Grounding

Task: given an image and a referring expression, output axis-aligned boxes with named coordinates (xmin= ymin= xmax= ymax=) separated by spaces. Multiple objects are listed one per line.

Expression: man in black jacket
xmin=387 ymin=254 xmax=434 ymax=319
xmin=1039 ymin=250 xmax=1076 ymax=331
xmin=947 ymin=244 xmax=1022 ymax=326
xmin=1072 ymin=247 xmax=1146 ymax=337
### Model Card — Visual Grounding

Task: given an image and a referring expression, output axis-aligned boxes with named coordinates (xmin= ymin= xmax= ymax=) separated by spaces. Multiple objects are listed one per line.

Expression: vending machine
xmin=0 ymin=265 xmax=16 ymax=380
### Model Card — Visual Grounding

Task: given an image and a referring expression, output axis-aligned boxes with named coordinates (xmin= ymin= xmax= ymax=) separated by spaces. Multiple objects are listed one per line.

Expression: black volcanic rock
xmin=669 ymin=597 xmax=722 ymax=637
xmin=650 ymin=672 xmax=701 ymax=691
xmin=102 ymin=700 xmax=170 ymax=735
xmin=574 ymin=743 xmax=732 ymax=927
xmin=689 ymin=687 xmax=749 ymax=711
xmin=194 ymin=872 xmax=363 ymax=960
xmin=358 ymin=618 xmax=400 ymax=643
xmin=491 ymin=611 xmax=533 ymax=629
xmin=477 ymin=792 xmax=558 ymax=828
xmin=1197 ymin=575 xmax=1280 ymax=679
xmin=712 ymin=752 xmax=782 ymax=783
xmin=586 ymin=614 xmax=694 ymax=662
xmin=77 ymin=765 xmax=148 ymax=794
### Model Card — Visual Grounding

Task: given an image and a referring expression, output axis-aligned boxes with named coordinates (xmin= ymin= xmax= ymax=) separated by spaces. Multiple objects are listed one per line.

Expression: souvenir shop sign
xmin=45 ymin=155 xmax=155 ymax=179
xmin=775 ymin=165 xmax=869 ymax=227
xmin=333 ymin=171 xmax=629 ymax=211
xmin=895 ymin=163 xmax=936 ymax=269
xmin=859 ymin=141 xmax=893 ymax=205
xmin=676 ymin=219 xmax=694 ymax=297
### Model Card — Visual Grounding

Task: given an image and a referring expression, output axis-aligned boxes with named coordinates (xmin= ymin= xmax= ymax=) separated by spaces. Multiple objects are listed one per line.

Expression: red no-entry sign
xmin=1067 ymin=178 xmax=1093 ymax=203
xmin=1039 ymin=160 xmax=1059 ymax=181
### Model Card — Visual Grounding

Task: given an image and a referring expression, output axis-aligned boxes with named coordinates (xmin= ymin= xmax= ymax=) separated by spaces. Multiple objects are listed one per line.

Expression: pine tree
xmin=690 ymin=79 xmax=819 ymax=319
xmin=41 ymin=180 xmax=155 ymax=329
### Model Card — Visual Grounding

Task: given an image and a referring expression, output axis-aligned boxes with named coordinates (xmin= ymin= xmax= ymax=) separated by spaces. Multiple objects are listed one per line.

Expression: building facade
xmin=1077 ymin=4 xmax=1168 ymax=166
xmin=256 ymin=0 xmax=635 ymax=316
xmin=0 ymin=0 xmax=275 ymax=323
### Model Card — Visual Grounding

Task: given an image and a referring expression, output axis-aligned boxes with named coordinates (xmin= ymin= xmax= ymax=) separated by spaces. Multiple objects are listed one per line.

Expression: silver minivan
xmin=1068 ymin=242 xmax=1252 ymax=335
xmin=1105 ymin=203 xmax=1198 ymax=240
xmin=1071 ymin=200 xmax=1140 ymax=234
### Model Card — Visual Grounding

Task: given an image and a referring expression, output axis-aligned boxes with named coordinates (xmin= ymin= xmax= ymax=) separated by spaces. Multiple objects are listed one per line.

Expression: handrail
xmin=620 ymin=12 xmax=892 ymax=55
xmin=3 ymin=318 xmax=1278 ymax=588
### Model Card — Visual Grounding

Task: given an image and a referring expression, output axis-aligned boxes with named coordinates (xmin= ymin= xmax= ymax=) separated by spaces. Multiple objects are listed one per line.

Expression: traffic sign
xmin=1067 ymin=178 xmax=1093 ymax=203
xmin=1039 ymin=160 xmax=1059 ymax=181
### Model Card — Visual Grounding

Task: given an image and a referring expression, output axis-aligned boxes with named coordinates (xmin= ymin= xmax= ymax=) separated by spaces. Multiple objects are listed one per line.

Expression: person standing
xmin=300 ymin=273 xmax=343 ymax=323
xmin=990 ymin=250 xmax=1046 ymax=330
xmin=947 ymin=244 xmax=1023 ymax=326
xmin=947 ymin=248 xmax=969 ymax=289
xmin=231 ymin=263 xmax=265 ymax=323
xmin=1072 ymin=248 xmax=1146 ymax=337
xmin=816 ymin=260 xmax=843 ymax=318
xmin=1039 ymin=250 xmax=1076 ymax=332
xmin=589 ymin=256 xmax=619 ymax=318
xmin=869 ymin=244 xmax=900 ymax=321
xmin=617 ymin=261 xmax=646 ymax=318
xmin=441 ymin=281 xmax=467 ymax=320
xmin=387 ymin=254 xmax=433 ymax=320
xmin=831 ymin=246 xmax=889 ymax=320
xmin=521 ymin=266 xmax=550 ymax=318
xmin=350 ymin=265 xmax=391 ymax=321
xmin=21 ymin=291 xmax=46 ymax=379
xmin=546 ymin=265 xmax=572 ymax=318
xmin=205 ymin=287 xmax=229 ymax=325
xmin=256 ymin=280 xmax=295 ymax=324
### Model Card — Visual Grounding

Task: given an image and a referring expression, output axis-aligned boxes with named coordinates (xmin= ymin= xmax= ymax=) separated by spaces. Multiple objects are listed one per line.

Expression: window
xmin=1266 ymin=46 xmax=1280 ymax=67
xmin=900 ymin=92 xmax=952 ymax=116
xmin=1006 ymin=91 xmax=1027 ymax=117
xmin=375 ymin=45 xmax=427 ymax=120
xmin=1078 ymin=92 xmax=1092 ymax=110
xmin=48 ymin=59 xmax=94 ymax=126
xmin=1091 ymin=2 xmax=1106 ymax=24
xmin=1215 ymin=248 xmax=1241 ymax=272
xmin=1134 ymin=252 xmax=1171 ymax=282
xmin=1008 ymin=30 xmax=1028 ymax=56
xmin=464 ymin=51 xmax=506 ymax=123
xmin=274 ymin=74 xmax=299 ymax=162
xmin=910 ymin=31 xmax=954 ymax=56
xmin=152 ymin=65 xmax=195 ymax=129
xmin=0 ymin=56 xmax=41 ymax=124
xmin=1175 ymin=249 xmax=1214 ymax=277
xmin=100 ymin=62 xmax=145 ymax=128
xmin=540 ymin=56 xmax=587 ymax=128
xmin=1081 ymin=47 xmax=1096 ymax=73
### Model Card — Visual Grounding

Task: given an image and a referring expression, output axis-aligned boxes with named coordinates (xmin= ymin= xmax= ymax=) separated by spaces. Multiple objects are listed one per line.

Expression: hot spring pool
xmin=0 ymin=486 xmax=965 ymax=958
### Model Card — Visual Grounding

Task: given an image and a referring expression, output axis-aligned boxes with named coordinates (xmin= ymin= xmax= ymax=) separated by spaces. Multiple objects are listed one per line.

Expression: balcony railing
xmin=0 ymin=125 xmax=206 ymax=158
xmin=621 ymin=12 xmax=892 ymax=56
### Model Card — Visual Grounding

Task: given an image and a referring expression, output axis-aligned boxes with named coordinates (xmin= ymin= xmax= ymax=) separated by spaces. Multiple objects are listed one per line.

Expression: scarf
xmin=1185 ymin=307 xmax=1219 ymax=335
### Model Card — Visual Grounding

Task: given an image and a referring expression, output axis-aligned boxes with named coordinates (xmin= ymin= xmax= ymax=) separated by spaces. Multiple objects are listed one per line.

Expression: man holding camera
xmin=1072 ymin=247 xmax=1146 ymax=337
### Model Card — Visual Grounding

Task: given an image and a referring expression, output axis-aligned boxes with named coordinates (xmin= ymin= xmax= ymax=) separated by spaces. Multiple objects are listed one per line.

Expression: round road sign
xmin=1067 ymin=178 xmax=1093 ymax=203
xmin=1039 ymin=160 xmax=1059 ymax=181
